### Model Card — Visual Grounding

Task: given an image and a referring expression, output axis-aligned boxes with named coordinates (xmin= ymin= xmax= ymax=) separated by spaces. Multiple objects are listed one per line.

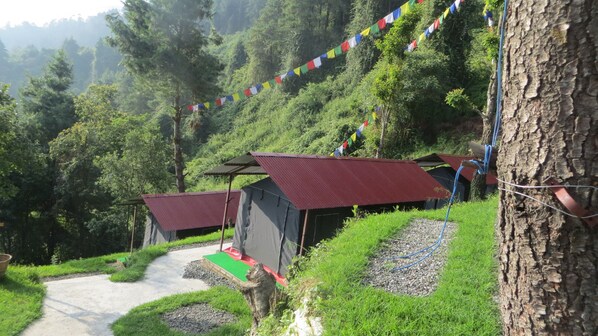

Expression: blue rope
xmin=390 ymin=165 xmax=466 ymax=271
xmin=491 ymin=0 xmax=508 ymax=148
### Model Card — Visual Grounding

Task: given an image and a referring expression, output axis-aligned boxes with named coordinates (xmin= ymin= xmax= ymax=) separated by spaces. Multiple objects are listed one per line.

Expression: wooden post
xmin=299 ymin=209 xmax=310 ymax=256
xmin=130 ymin=205 xmax=137 ymax=254
xmin=219 ymin=175 xmax=234 ymax=251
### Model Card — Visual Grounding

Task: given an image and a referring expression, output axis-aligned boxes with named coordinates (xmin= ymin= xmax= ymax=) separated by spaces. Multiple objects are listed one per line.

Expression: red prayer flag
xmin=434 ymin=19 xmax=440 ymax=30
xmin=187 ymin=105 xmax=193 ymax=111
xmin=307 ymin=60 xmax=315 ymax=70
xmin=244 ymin=89 xmax=251 ymax=97
xmin=215 ymin=99 xmax=222 ymax=107
xmin=343 ymin=141 xmax=348 ymax=149
xmin=275 ymin=76 xmax=282 ymax=84
xmin=364 ymin=119 xmax=369 ymax=126
xmin=377 ymin=18 xmax=386 ymax=30
xmin=341 ymin=40 xmax=350 ymax=53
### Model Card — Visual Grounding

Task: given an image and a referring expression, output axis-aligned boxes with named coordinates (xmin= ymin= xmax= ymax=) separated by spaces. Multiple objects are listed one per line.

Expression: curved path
xmin=23 ymin=243 xmax=228 ymax=336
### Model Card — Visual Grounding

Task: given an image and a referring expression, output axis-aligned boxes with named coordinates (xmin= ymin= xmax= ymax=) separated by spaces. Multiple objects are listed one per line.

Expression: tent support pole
xmin=130 ymin=205 xmax=137 ymax=254
xmin=299 ymin=209 xmax=310 ymax=256
xmin=219 ymin=175 xmax=234 ymax=252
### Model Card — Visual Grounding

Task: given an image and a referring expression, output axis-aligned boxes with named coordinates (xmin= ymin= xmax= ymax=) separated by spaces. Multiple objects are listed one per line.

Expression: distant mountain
xmin=0 ymin=11 xmax=118 ymax=51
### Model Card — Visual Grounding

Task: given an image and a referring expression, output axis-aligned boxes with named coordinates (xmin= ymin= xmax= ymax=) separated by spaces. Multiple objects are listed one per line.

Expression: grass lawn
xmin=111 ymin=286 xmax=251 ymax=336
xmin=277 ymin=197 xmax=501 ymax=335
xmin=0 ymin=268 xmax=45 ymax=336
xmin=0 ymin=229 xmax=234 ymax=335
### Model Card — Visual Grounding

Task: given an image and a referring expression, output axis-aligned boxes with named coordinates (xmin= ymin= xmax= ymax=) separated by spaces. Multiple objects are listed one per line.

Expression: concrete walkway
xmin=23 ymin=243 xmax=228 ymax=336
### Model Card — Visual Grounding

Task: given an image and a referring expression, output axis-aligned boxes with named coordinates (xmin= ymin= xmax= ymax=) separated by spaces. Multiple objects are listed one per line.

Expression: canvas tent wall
xmin=206 ymin=152 xmax=450 ymax=277
xmin=142 ymin=191 xmax=240 ymax=247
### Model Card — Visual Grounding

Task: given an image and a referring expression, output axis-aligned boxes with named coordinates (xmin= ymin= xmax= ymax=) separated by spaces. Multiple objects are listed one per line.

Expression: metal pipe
xmin=299 ymin=209 xmax=310 ymax=256
xmin=219 ymin=175 xmax=234 ymax=251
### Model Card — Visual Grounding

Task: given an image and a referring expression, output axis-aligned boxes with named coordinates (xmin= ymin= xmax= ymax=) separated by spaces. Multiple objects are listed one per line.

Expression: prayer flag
xmin=250 ymin=86 xmax=258 ymax=95
xmin=262 ymin=82 xmax=271 ymax=89
xmin=358 ymin=124 xmax=365 ymax=132
xmin=215 ymin=98 xmax=223 ymax=106
xmin=280 ymin=73 xmax=288 ymax=81
xmin=341 ymin=40 xmax=350 ymax=53
xmin=364 ymin=119 xmax=369 ymax=126
xmin=377 ymin=18 xmax=386 ymax=30
xmin=256 ymin=83 xmax=263 ymax=91
xmin=187 ymin=105 xmax=194 ymax=111
xmin=334 ymin=149 xmax=340 ymax=157
xmin=348 ymin=138 xmax=353 ymax=146
xmin=232 ymin=93 xmax=240 ymax=101
xmin=237 ymin=91 xmax=246 ymax=100
xmin=351 ymin=133 xmax=357 ymax=142
xmin=226 ymin=95 xmax=234 ymax=102
xmin=409 ymin=0 xmax=416 ymax=6
xmin=320 ymin=53 xmax=327 ymax=60
xmin=334 ymin=45 xmax=343 ymax=55
xmin=450 ymin=4 xmax=456 ymax=13
xmin=268 ymin=79 xmax=277 ymax=87
xmin=338 ymin=146 xmax=344 ymax=155
xmin=327 ymin=49 xmax=336 ymax=59
xmin=307 ymin=60 xmax=316 ymax=70
xmin=419 ymin=32 xmax=426 ymax=42
xmin=313 ymin=57 xmax=322 ymax=68
xmin=434 ymin=18 xmax=440 ymax=30
xmin=343 ymin=140 xmax=348 ymax=149
xmin=244 ymin=88 xmax=251 ymax=97
xmin=392 ymin=8 xmax=401 ymax=21
xmin=294 ymin=67 xmax=302 ymax=76
xmin=370 ymin=23 xmax=380 ymax=35
xmin=372 ymin=112 xmax=378 ymax=120
xmin=300 ymin=64 xmax=309 ymax=74
xmin=287 ymin=70 xmax=295 ymax=78
xmin=444 ymin=8 xmax=450 ymax=18
xmin=356 ymin=128 xmax=362 ymax=137
xmin=198 ymin=103 xmax=205 ymax=110
xmin=400 ymin=2 xmax=411 ymax=16
xmin=361 ymin=27 xmax=371 ymax=36
xmin=205 ymin=102 xmax=210 ymax=109
xmin=275 ymin=76 xmax=283 ymax=84
xmin=454 ymin=0 xmax=460 ymax=10
xmin=355 ymin=33 xmax=362 ymax=44
xmin=428 ymin=23 xmax=435 ymax=34
xmin=440 ymin=14 xmax=444 ymax=24
xmin=384 ymin=12 xmax=394 ymax=25
xmin=425 ymin=29 xmax=431 ymax=38
xmin=348 ymin=36 xmax=357 ymax=48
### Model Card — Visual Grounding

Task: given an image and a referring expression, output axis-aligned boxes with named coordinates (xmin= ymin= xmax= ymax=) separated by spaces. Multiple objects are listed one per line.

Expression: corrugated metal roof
xmin=414 ymin=153 xmax=497 ymax=185
xmin=248 ymin=152 xmax=449 ymax=210
xmin=142 ymin=191 xmax=240 ymax=231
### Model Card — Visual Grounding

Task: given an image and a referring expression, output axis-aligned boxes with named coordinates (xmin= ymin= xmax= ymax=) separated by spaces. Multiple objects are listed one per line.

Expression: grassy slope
xmin=0 ymin=268 xmax=45 ymax=336
xmin=0 ymin=229 xmax=233 ymax=336
xmin=111 ymin=286 xmax=251 ymax=336
xmin=282 ymin=197 xmax=501 ymax=335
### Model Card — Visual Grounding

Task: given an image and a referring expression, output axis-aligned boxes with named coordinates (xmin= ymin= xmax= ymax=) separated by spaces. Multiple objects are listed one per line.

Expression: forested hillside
xmin=0 ymin=0 xmax=496 ymax=265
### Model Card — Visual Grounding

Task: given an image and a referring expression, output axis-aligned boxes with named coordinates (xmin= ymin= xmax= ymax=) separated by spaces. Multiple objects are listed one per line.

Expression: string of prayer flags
xmin=187 ymin=0 xmax=429 ymax=111
xmin=332 ymin=112 xmax=378 ymax=157
xmin=406 ymin=0 xmax=465 ymax=53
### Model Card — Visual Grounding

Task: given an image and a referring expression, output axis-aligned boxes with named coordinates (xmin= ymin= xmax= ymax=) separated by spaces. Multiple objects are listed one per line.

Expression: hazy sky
xmin=0 ymin=0 xmax=123 ymax=28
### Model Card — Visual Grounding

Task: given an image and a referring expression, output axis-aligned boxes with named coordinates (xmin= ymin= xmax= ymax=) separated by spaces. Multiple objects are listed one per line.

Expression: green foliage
xmin=111 ymin=286 xmax=251 ymax=336
xmin=31 ymin=252 xmax=129 ymax=278
xmin=445 ymin=88 xmax=481 ymax=115
xmin=0 ymin=267 xmax=46 ymax=336
xmin=0 ymin=84 xmax=20 ymax=200
xmin=277 ymin=198 xmax=500 ymax=335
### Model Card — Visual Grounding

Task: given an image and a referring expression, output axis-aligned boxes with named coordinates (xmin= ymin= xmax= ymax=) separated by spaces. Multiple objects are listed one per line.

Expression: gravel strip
xmin=362 ymin=218 xmax=457 ymax=296
xmin=183 ymin=260 xmax=237 ymax=289
xmin=161 ymin=303 xmax=237 ymax=334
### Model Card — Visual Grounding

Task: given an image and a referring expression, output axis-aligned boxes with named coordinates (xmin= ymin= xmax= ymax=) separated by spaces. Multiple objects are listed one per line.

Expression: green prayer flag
xmin=334 ymin=45 xmax=342 ymax=55
xmin=370 ymin=23 xmax=380 ymax=35
xmin=348 ymin=138 xmax=353 ymax=146
xmin=300 ymin=64 xmax=309 ymax=74
xmin=409 ymin=0 xmax=416 ymax=6
xmin=268 ymin=79 xmax=277 ymax=87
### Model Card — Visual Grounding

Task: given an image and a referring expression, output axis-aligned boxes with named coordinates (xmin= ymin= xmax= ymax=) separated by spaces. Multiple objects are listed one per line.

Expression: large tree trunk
xmin=497 ymin=1 xmax=597 ymax=335
xmin=173 ymin=95 xmax=186 ymax=193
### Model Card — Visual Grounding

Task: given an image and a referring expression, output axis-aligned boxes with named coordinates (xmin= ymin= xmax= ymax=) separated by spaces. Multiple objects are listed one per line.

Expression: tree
xmin=497 ymin=1 xmax=597 ymax=334
xmin=107 ymin=0 xmax=222 ymax=192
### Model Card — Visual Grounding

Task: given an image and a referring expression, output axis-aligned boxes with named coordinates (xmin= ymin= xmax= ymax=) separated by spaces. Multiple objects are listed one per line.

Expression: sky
xmin=0 ymin=0 xmax=123 ymax=28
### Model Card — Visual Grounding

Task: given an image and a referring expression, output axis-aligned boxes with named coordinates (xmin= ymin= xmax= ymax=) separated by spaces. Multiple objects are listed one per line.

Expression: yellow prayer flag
xmin=420 ymin=33 xmax=426 ymax=41
xmin=262 ymin=81 xmax=271 ymax=89
xmin=330 ymin=153 xmax=334 ymax=156
xmin=361 ymin=27 xmax=371 ymax=37
xmin=444 ymin=8 xmax=450 ymax=18
xmin=205 ymin=102 xmax=210 ymax=109
xmin=327 ymin=49 xmax=336 ymax=59
xmin=401 ymin=2 xmax=411 ymax=15
xmin=232 ymin=93 xmax=240 ymax=101
xmin=294 ymin=67 xmax=301 ymax=76
xmin=351 ymin=133 xmax=357 ymax=142
xmin=372 ymin=112 xmax=378 ymax=120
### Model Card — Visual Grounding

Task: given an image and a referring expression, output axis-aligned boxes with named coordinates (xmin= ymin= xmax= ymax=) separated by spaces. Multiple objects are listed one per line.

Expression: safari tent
xmin=205 ymin=152 xmax=449 ymax=277
xmin=142 ymin=191 xmax=240 ymax=247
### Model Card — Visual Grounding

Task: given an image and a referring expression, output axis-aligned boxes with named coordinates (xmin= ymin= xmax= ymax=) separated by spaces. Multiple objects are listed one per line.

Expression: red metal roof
xmin=436 ymin=154 xmax=498 ymax=185
xmin=250 ymin=152 xmax=449 ymax=210
xmin=142 ymin=191 xmax=240 ymax=231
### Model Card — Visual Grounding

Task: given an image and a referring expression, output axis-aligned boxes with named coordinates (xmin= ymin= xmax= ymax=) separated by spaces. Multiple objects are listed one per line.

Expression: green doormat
xmin=204 ymin=252 xmax=250 ymax=282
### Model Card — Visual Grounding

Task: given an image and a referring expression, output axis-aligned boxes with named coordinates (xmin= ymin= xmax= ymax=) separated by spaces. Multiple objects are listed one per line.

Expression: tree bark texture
xmin=173 ymin=103 xmax=186 ymax=193
xmin=498 ymin=1 xmax=597 ymax=335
